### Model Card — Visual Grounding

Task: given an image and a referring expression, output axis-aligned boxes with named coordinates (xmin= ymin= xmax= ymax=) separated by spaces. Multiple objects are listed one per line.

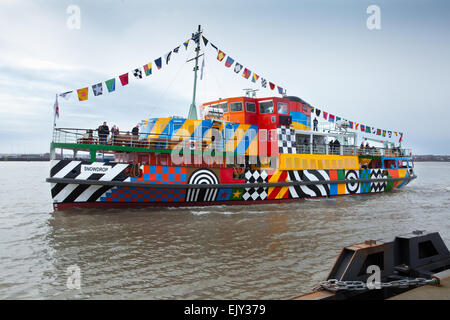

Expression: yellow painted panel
xmin=291 ymin=122 xmax=311 ymax=131
xmin=279 ymin=154 xmax=360 ymax=170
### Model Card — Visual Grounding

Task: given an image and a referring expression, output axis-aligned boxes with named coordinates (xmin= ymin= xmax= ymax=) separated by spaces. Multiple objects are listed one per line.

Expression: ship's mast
xmin=187 ymin=25 xmax=202 ymax=119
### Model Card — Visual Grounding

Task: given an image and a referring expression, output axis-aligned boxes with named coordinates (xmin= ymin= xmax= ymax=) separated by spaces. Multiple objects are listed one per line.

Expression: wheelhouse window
xmin=220 ymin=102 xmax=228 ymax=113
xmin=230 ymin=102 xmax=243 ymax=112
xmin=278 ymin=102 xmax=289 ymax=115
xmin=259 ymin=100 xmax=274 ymax=114
xmin=246 ymin=102 xmax=256 ymax=113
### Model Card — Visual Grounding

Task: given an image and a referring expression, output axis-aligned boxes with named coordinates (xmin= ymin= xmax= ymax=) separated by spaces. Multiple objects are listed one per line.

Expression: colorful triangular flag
xmin=323 ymin=112 xmax=328 ymax=120
xmin=242 ymin=68 xmax=251 ymax=79
xmin=119 ymin=73 xmax=129 ymax=86
xmin=251 ymin=73 xmax=259 ymax=83
xmin=234 ymin=63 xmax=243 ymax=73
xmin=269 ymin=82 xmax=275 ymax=90
xmin=77 ymin=87 xmax=89 ymax=101
xmin=143 ymin=63 xmax=152 ymax=76
xmin=202 ymin=36 xmax=209 ymax=46
xmin=225 ymin=56 xmax=234 ymax=67
xmin=217 ymin=50 xmax=226 ymax=62
xmin=133 ymin=68 xmax=143 ymax=79
xmin=54 ymin=94 xmax=59 ymax=118
xmin=183 ymin=39 xmax=190 ymax=50
xmin=105 ymin=78 xmax=115 ymax=92
xmin=59 ymin=91 xmax=73 ymax=100
xmin=92 ymin=83 xmax=103 ymax=96
xmin=155 ymin=57 xmax=162 ymax=69
xmin=261 ymin=78 xmax=267 ymax=88
xmin=277 ymin=86 xmax=284 ymax=94
xmin=164 ymin=51 xmax=172 ymax=64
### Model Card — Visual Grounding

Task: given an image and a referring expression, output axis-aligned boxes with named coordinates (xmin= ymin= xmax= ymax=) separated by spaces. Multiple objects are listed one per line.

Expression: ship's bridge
xmin=200 ymin=96 xmax=312 ymax=131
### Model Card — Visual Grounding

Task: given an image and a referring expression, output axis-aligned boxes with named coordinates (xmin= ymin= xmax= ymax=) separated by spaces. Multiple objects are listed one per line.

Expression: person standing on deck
xmin=132 ymin=124 xmax=139 ymax=136
xmin=98 ymin=122 xmax=109 ymax=145
xmin=111 ymin=125 xmax=119 ymax=145
xmin=313 ymin=117 xmax=318 ymax=131
xmin=131 ymin=124 xmax=139 ymax=147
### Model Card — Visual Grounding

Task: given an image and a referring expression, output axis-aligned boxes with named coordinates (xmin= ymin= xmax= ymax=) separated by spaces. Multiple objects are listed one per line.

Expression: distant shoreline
xmin=0 ymin=157 xmax=449 ymax=162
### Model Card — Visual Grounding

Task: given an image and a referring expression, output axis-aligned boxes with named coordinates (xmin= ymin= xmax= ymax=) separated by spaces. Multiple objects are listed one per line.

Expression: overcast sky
xmin=0 ymin=0 xmax=449 ymax=154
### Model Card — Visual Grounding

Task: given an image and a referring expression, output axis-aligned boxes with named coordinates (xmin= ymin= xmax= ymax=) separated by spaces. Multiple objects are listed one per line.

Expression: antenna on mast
xmin=187 ymin=25 xmax=203 ymax=120
xmin=243 ymin=88 xmax=259 ymax=98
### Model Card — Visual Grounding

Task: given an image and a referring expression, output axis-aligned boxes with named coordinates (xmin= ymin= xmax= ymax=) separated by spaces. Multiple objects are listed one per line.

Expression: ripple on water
xmin=0 ymin=162 xmax=448 ymax=299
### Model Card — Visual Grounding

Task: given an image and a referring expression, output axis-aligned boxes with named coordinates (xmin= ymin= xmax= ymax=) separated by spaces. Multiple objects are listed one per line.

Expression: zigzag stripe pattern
xmin=288 ymin=170 xmax=330 ymax=198
xmin=49 ymin=160 xmax=131 ymax=203
xmin=370 ymin=169 xmax=386 ymax=193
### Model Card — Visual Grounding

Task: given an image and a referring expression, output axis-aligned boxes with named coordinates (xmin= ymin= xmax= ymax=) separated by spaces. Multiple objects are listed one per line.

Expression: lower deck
xmin=48 ymin=159 xmax=415 ymax=209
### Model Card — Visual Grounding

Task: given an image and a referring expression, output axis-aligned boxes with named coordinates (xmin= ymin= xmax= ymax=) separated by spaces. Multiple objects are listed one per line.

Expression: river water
xmin=0 ymin=161 xmax=448 ymax=299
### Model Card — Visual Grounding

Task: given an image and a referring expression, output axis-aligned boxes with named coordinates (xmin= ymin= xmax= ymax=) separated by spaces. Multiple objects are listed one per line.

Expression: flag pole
xmin=52 ymin=93 xmax=58 ymax=142
xmin=188 ymin=25 xmax=202 ymax=120
xmin=53 ymin=94 xmax=58 ymax=129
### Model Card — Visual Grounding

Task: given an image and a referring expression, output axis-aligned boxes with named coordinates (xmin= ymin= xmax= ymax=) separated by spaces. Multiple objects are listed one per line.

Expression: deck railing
xmin=52 ymin=128 xmax=411 ymax=157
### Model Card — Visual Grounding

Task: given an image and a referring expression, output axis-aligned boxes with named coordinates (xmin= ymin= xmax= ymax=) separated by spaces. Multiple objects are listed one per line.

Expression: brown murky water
xmin=0 ymin=161 xmax=449 ymax=299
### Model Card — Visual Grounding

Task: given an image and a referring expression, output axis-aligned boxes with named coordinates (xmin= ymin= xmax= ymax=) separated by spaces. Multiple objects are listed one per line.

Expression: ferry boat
xmin=46 ymin=27 xmax=416 ymax=210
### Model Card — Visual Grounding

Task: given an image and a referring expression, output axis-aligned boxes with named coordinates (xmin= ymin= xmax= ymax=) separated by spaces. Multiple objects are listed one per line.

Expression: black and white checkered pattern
xmin=277 ymin=126 xmax=297 ymax=154
xmin=133 ymin=68 xmax=142 ymax=79
xmin=243 ymin=170 xmax=268 ymax=201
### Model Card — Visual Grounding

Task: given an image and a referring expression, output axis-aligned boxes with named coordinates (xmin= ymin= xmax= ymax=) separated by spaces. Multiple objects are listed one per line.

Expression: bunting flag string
xmin=59 ymin=33 xmax=401 ymax=140
xmin=59 ymin=38 xmax=190 ymax=106
xmin=203 ymin=35 xmax=401 ymax=140
xmin=203 ymin=34 xmax=286 ymax=97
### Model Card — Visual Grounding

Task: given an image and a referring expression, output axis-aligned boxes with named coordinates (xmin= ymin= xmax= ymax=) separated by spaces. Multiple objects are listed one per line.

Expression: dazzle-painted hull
xmin=47 ymin=160 xmax=415 ymax=211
